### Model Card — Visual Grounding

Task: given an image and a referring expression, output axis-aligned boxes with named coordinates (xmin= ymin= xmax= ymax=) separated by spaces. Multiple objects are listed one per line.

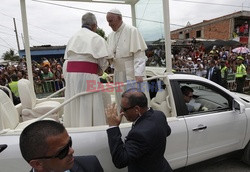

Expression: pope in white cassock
xmin=63 ymin=13 xmax=109 ymax=127
xmin=106 ymin=9 xmax=150 ymax=107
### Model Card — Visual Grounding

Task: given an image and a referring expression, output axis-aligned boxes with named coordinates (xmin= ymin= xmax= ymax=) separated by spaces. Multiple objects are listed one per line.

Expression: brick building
xmin=171 ymin=11 xmax=250 ymax=45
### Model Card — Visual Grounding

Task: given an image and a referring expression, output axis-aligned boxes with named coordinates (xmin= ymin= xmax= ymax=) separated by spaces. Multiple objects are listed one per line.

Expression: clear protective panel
xmin=135 ymin=0 xmax=165 ymax=67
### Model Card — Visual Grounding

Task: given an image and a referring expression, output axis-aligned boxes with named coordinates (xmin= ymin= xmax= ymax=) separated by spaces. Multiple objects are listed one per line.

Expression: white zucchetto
xmin=108 ymin=9 xmax=122 ymax=16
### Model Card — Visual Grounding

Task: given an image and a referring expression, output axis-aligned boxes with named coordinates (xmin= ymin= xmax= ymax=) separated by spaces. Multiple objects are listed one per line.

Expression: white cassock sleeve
xmin=134 ymin=51 xmax=147 ymax=76
xmin=98 ymin=57 xmax=109 ymax=72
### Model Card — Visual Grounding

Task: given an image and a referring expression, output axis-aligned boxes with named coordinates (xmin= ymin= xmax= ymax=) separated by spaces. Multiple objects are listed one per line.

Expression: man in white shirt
xmin=63 ymin=13 xmax=109 ymax=127
xmin=195 ymin=58 xmax=204 ymax=77
xmin=106 ymin=9 xmax=150 ymax=107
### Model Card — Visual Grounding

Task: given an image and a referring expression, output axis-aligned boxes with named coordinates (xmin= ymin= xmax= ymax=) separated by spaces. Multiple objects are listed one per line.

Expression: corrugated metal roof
xmin=19 ymin=45 xmax=66 ymax=58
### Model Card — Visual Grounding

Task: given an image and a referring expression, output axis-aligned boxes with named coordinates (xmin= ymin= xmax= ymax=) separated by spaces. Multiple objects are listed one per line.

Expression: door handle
xmin=192 ymin=125 xmax=207 ymax=131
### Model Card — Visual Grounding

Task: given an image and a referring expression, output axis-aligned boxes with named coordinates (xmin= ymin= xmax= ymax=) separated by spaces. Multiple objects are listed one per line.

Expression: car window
xmin=179 ymin=82 xmax=230 ymax=115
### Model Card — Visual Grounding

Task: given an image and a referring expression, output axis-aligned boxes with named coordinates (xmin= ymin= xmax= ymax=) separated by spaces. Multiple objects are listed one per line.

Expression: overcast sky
xmin=1 ymin=0 xmax=250 ymax=58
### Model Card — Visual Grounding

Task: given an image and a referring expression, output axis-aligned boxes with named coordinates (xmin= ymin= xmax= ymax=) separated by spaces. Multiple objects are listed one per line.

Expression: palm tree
xmin=2 ymin=49 xmax=19 ymax=61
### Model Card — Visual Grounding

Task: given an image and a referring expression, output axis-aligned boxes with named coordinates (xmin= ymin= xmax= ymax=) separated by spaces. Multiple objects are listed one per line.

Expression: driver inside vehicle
xmin=181 ymin=85 xmax=208 ymax=113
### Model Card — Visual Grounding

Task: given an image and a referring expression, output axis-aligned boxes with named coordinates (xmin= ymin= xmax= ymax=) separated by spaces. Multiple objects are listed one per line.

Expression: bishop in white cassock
xmin=63 ymin=13 xmax=109 ymax=127
xmin=106 ymin=9 xmax=150 ymax=108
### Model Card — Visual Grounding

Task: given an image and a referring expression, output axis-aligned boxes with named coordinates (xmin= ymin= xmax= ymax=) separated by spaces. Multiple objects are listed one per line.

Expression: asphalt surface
xmin=174 ymin=157 xmax=250 ymax=172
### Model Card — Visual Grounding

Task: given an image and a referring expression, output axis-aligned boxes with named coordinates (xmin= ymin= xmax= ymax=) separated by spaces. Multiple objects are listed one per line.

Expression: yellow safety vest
xmin=221 ymin=66 xmax=227 ymax=78
xmin=101 ymin=72 xmax=109 ymax=80
xmin=236 ymin=64 xmax=247 ymax=78
xmin=9 ymin=81 xmax=19 ymax=97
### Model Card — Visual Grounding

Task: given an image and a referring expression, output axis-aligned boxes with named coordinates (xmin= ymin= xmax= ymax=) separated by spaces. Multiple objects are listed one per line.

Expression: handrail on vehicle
xmin=36 ymin=75 xmax=167 ymax=122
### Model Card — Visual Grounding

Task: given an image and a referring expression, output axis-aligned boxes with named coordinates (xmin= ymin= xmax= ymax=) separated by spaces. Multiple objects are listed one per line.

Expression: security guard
xmin=7 ymin=74 xmax=20 ymax=105
xmin=220 ymin=60 xmax=228 ymax=89
xmin=235 ymin=56 xmax=247 ymax=93
xmin=8 ymin=74 xmax=19 ymax=97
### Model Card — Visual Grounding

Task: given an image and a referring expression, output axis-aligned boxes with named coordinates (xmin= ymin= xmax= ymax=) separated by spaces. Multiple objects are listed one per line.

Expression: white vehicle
xmin=1 ymin=67 xmax=250 ymax=171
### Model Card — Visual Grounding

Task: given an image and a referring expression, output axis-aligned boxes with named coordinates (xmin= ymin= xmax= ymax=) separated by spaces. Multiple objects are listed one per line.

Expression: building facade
xmin=171 ymin=11 xmax=250 ymax=45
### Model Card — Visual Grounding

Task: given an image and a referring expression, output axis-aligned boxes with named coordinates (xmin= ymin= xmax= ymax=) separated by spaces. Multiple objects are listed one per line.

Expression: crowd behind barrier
xmin=1 ymin=43 xmax=250 ymax=101
xmin=173 ymin=67 xmax=244 ymax=91
xmin=147 ymin=43 xmax=250 ymax=92
xmin=0 ymin=57 xmax=65 ymax=98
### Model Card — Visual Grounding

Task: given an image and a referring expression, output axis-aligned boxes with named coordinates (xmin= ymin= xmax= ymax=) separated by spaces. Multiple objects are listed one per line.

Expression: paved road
xmin=174 ymin=157 xmax=250 ymax=172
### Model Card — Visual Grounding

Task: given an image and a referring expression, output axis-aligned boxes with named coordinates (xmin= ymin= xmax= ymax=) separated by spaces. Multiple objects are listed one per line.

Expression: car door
xmin=148 ymin=77 xmax=188 ymax=170
xmin=161 ymin=77 xmax=188 ymax=169
xmin=173 ymin=80 xmax=247 ymax=166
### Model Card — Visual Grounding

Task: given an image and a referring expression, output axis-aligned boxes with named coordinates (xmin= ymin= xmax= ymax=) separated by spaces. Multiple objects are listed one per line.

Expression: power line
xmin=0 ymin=9 xmax=66 ymax=38
xmin=29 ymin=36 xmax=49 ymax=45
xmin=0 ymin=36 xmax=15 ymax=48
xmin=0 ymin=11 xmax=13 ymax=19
xmin=32 ymin=0 xmax=185 ymax=27
xmin=137 ymin=0 xmax=151 ymax=27
xmin=172 ymin=0 xmax=250 ymax=8
xmin=0 ymin=30 xmax=15 ymax=37
xmin=0 ymin=44 xmax=14 ymax=49
xmin=0 ymin=28 xmax=45 ymax=47
xmin=0 ymin=24 xmax=13 ymax=30
xmin=0 ymin=11 xmax=64 ymax=47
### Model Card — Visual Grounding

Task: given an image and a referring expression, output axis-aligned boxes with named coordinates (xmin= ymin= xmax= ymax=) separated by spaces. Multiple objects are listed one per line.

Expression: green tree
xmin=2 ymin=49 xmax=19 ymax=61
xmin=96 ymin=28 xmax=107 ymax=40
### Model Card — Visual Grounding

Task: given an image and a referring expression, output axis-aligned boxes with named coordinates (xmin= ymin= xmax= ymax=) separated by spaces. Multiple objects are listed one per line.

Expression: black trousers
xmin=221 ymin=78 xmax=228 ymax=89
xmin=236 ymin=77 xmax=245 ymax=93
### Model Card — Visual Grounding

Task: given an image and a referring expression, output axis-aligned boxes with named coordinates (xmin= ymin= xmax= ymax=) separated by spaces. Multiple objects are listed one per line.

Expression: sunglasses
xmin=33 ymin=137 xmax=72 ymax=160
xmin=120 ymin=105 xmax=135 ymax=112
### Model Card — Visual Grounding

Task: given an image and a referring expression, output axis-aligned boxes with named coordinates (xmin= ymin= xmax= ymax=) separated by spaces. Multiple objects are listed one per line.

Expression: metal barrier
xmin=175 ymin=68 xmax=197 ymax=73
xmin=244 ymin=74 xmax=250 ymax=91
xmin=226 ymin=73 xmax=250 ymax=92
xmin=34 ymin=79 xmax=65 ymax=94
xmin=36 ymin=75 xmax=167 ymax=121
xmin=227 ymin=74 xmax=236 ymax=91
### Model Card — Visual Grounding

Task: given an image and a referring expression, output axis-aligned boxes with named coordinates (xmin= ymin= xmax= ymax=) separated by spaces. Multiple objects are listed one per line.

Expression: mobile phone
xmin=0 ymin=144 xmax=7 ymax=153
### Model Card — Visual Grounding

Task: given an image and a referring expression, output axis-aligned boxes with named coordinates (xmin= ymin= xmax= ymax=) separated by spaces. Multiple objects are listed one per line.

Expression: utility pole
xmin=13 ymin=18 xmax=21 ymax=56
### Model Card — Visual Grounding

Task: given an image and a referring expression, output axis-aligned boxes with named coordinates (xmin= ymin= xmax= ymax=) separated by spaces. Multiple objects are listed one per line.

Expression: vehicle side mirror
xmin=0 ymin=144 xmax=7 ymax=153
xmin=233 ymin=99 xmax=245 ymax=114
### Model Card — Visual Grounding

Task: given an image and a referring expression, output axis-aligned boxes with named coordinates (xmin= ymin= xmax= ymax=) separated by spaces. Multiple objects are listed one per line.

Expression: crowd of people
xmin=172 ymin=45 xmax=249 ymax=76
xmin=147 ymin=42 xmax=250 ymax=91
xmin=1 ymin=46 xmax=250 ymax=106
xmin=1 ymin=43 xmax=249 ymax=100
xmin=0 ymin=57 xmax=65 ymax=104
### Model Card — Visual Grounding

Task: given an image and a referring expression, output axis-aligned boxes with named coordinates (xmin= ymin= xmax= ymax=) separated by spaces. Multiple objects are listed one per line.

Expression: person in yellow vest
xmin=7 ymin=74 xmax=21 ymax=105
xmin=220 ymin=60 xmax=228 ymax=89
xmin=235 ymin=56 xmax=247 ymax=93
xmin=8 ymin=74 xmax=19 ymax=97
